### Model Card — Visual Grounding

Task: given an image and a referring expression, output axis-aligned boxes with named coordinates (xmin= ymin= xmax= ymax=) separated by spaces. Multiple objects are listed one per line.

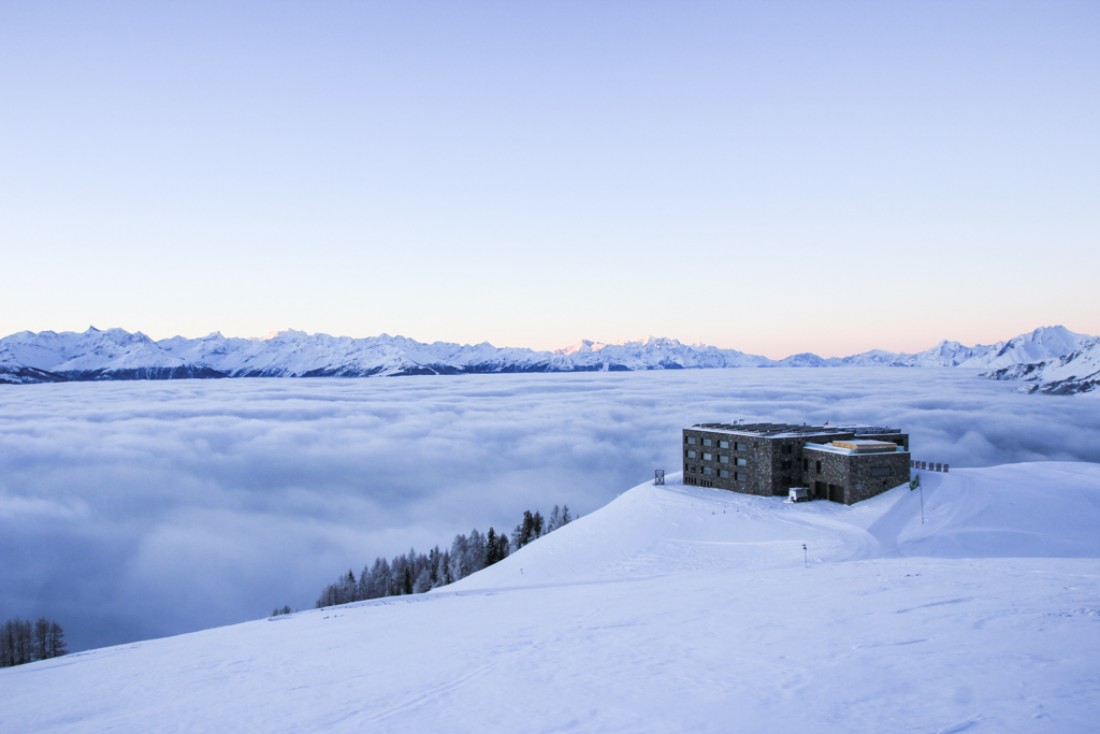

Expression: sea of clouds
xmin=2 ymin=368 xmax=1098 ymax=652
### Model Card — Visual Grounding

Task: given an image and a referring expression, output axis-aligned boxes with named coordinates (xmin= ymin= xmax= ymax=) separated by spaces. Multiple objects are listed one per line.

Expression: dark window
xmin=816 ymin=461 xmax=822 ymax=474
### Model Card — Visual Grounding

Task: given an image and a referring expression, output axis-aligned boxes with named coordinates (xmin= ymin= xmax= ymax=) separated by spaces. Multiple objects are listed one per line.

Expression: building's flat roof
xmin=804 ymin=441 xmax=909 ymax=456
xmin=690 ymin=422 xmax=902 ymax=439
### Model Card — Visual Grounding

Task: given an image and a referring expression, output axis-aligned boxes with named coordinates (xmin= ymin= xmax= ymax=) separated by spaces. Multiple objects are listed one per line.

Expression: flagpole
xmin=919 ymin=481 xmax=925 ymax=524
xmin=910 ymin=474 xmax=924 ymax=524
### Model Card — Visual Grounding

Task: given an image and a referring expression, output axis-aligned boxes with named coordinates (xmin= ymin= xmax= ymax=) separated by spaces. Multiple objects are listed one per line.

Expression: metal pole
xmin=802 ymin=543 xmax=808 ymax=568
xmin=919 ymin=483 xmax=925 ymax=525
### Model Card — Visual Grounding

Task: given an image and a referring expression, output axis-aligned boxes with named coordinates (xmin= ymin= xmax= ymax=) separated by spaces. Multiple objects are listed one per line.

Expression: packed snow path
xmin=2 ymin=462 xmax=1099 ymax=733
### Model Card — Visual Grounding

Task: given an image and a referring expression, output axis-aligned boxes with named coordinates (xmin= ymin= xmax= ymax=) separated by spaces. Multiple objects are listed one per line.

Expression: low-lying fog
xmin=2 ymin=368 xmax=1097 ymax=651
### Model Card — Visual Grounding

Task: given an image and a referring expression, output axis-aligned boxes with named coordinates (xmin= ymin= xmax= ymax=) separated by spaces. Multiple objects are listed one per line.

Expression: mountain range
xmin=1 ymin=325 xmax=1097 ymax=393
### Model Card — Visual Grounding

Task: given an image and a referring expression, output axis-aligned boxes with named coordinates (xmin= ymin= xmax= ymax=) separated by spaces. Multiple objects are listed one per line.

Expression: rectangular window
xmin=719 ymin=469 xmax=730 ymax=478
xmin=686 ymin=450 xmax=697 ymax=459
xmin=781 ymin=460 xmax=791 ymax=470
xmin=703 ymin=466 xmax=713 ymax=475
xmin=736 ymin=442 xmax=748 ymax=452
xmin=803 ymin=458 xmax=809 ymax=471
xmin=735 ymin=472 xmax=747 ymax=481
xmin=703 ymin=452 xmax=713 ymax=461
xmin=782 ymin=444 xmax=793 ymax=455
xmin=816 ymin=460 xmax=822 ymax=474
xmin=687 ymin=436 xmax=697 ymax=445
xmin=703 ymin=438 xmax=713 ymax=447
xmin=719 ymin=440 xmax=730 ymax=449
xmin=736 ymin=458 xmax=748 ymax=467
xmin=719 ymin=455 xmax=729 ymax=464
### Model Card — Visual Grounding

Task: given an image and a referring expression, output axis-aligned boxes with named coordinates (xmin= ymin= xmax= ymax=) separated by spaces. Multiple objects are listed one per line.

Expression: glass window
xmin=719 ymin=455 xmax=729 ymax=464
xmin=703 ymin=466 xmax=713 ymax=475
xmin=686 ymin=450 xmax=697 ymax=459
xmin=736 ymin=458 xmax=748 ymax=467
xmin=703 ymin=438 xmax=713 ymax=447
xmin=719 ymin=440 xmax=730 ymax=449
xmin=719 ymin=469 xmax=730 ymax=478
xmin=687 ymin=436 xmax=697 ymax=445
xmin=703 ymin=452 xmax=713 ymax=461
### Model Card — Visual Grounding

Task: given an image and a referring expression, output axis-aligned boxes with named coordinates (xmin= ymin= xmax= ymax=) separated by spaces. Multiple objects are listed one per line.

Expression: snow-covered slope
xmin=0 ymin=327 xmax=223 ymax=380
xmin=3 ymin=462 xmax=1098 ymax=733
xmin=984 ymin=337 xmax=1100 ymax=395
xmin=0 ymin=325 xmax=1094 ymax=386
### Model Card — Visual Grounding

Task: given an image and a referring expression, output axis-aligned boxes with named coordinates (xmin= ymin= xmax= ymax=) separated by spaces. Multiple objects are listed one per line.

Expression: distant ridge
xmin=1 ymin=325 xmax=1095 ymax=393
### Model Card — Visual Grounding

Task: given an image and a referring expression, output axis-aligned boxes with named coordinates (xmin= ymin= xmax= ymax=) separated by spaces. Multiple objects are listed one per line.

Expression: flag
xmin=910 ymin=475 xmax=921 ymax=491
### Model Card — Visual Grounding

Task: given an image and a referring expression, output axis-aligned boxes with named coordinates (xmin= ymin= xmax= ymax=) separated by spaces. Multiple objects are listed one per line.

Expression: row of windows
xmin=685 ymin=436 xmax=748 ymax=452
xmin=686 ymin=449 xmax=748 ymax=466
xmin=685 ymin=465 xmax=748 ymax=482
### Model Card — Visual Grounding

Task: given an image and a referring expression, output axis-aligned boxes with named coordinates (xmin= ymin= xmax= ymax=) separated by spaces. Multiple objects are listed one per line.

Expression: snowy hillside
xmin=0 ymin=325 xmax=1095 ymax=388
xmin=984 ymin=337 xmax=1100 ymax=395
xmin=3 ymin=462 xmax=1098 ymax=733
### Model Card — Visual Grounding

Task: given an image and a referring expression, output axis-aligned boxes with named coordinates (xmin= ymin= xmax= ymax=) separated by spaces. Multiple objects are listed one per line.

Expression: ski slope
xmin=2 ymin=462 xmax=1099 ymax=733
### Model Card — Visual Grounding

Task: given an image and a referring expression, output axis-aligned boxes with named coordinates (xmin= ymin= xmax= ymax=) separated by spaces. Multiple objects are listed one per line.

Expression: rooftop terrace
xmin=692 ymin=422 xmax=902 ymax=438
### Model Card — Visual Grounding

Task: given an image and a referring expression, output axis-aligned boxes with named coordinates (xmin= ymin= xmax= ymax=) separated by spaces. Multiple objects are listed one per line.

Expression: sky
xmin=3 ymin=368 xmax=1100 ymax=653
xmin=1 ymin=1 xmax=1098 ymax=358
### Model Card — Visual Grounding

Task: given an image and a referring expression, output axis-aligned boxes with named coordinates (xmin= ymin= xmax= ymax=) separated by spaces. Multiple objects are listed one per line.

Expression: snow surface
xmin=3 ymin=462 xmax=1099 ymax=733
xmin=2 ymin=325 xmax=1095 ymax=382
xmin=985 ymin=338 xmax=1100 ymax=395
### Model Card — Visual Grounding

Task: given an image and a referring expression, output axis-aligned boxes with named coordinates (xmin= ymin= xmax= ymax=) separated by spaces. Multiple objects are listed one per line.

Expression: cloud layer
xmin=2 ymin=370 xmax=1098 ymax=651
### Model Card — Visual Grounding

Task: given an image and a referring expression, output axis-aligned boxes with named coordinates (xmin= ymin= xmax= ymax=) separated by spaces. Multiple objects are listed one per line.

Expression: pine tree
xmin=547 ymin=505 xmax=562 ymax=532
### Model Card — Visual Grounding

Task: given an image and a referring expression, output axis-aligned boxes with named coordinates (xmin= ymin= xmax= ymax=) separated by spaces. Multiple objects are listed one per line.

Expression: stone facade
xmin=683 ymin=422 xmax=910 ymax=504
xmin=801 ymin=443 xmax=913 ymax=504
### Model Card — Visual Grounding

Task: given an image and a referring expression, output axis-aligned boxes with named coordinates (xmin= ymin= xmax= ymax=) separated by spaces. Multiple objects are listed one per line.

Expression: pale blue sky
xmin=2 ymin=1 xmax=1097 ymax=357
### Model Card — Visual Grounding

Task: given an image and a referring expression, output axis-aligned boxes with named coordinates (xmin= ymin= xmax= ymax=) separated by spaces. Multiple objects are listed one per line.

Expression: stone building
xmin=682 ymin=422 xmax=910 ymax=505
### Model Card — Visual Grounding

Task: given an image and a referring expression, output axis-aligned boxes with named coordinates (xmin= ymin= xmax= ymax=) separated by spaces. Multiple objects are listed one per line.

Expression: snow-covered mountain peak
xmin=2 ymin=325 xmax=1097 ymax=388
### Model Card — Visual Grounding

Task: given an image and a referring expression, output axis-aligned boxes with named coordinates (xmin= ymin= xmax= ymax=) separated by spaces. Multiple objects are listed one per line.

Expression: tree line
xmin=313 ymin=505 xmax=572 ymax=609
xmin=0 ymin=617 xmax=67 ymax=668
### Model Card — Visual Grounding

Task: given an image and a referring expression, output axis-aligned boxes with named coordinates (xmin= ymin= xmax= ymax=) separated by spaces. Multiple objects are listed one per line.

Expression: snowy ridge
xmin=2 ymin=462 xmax=1098 ymax=732
xmin=1 ymin=325 xmax=1095 ymax=388
xmin=984 ymin=336 xmax=1100 ymax=395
